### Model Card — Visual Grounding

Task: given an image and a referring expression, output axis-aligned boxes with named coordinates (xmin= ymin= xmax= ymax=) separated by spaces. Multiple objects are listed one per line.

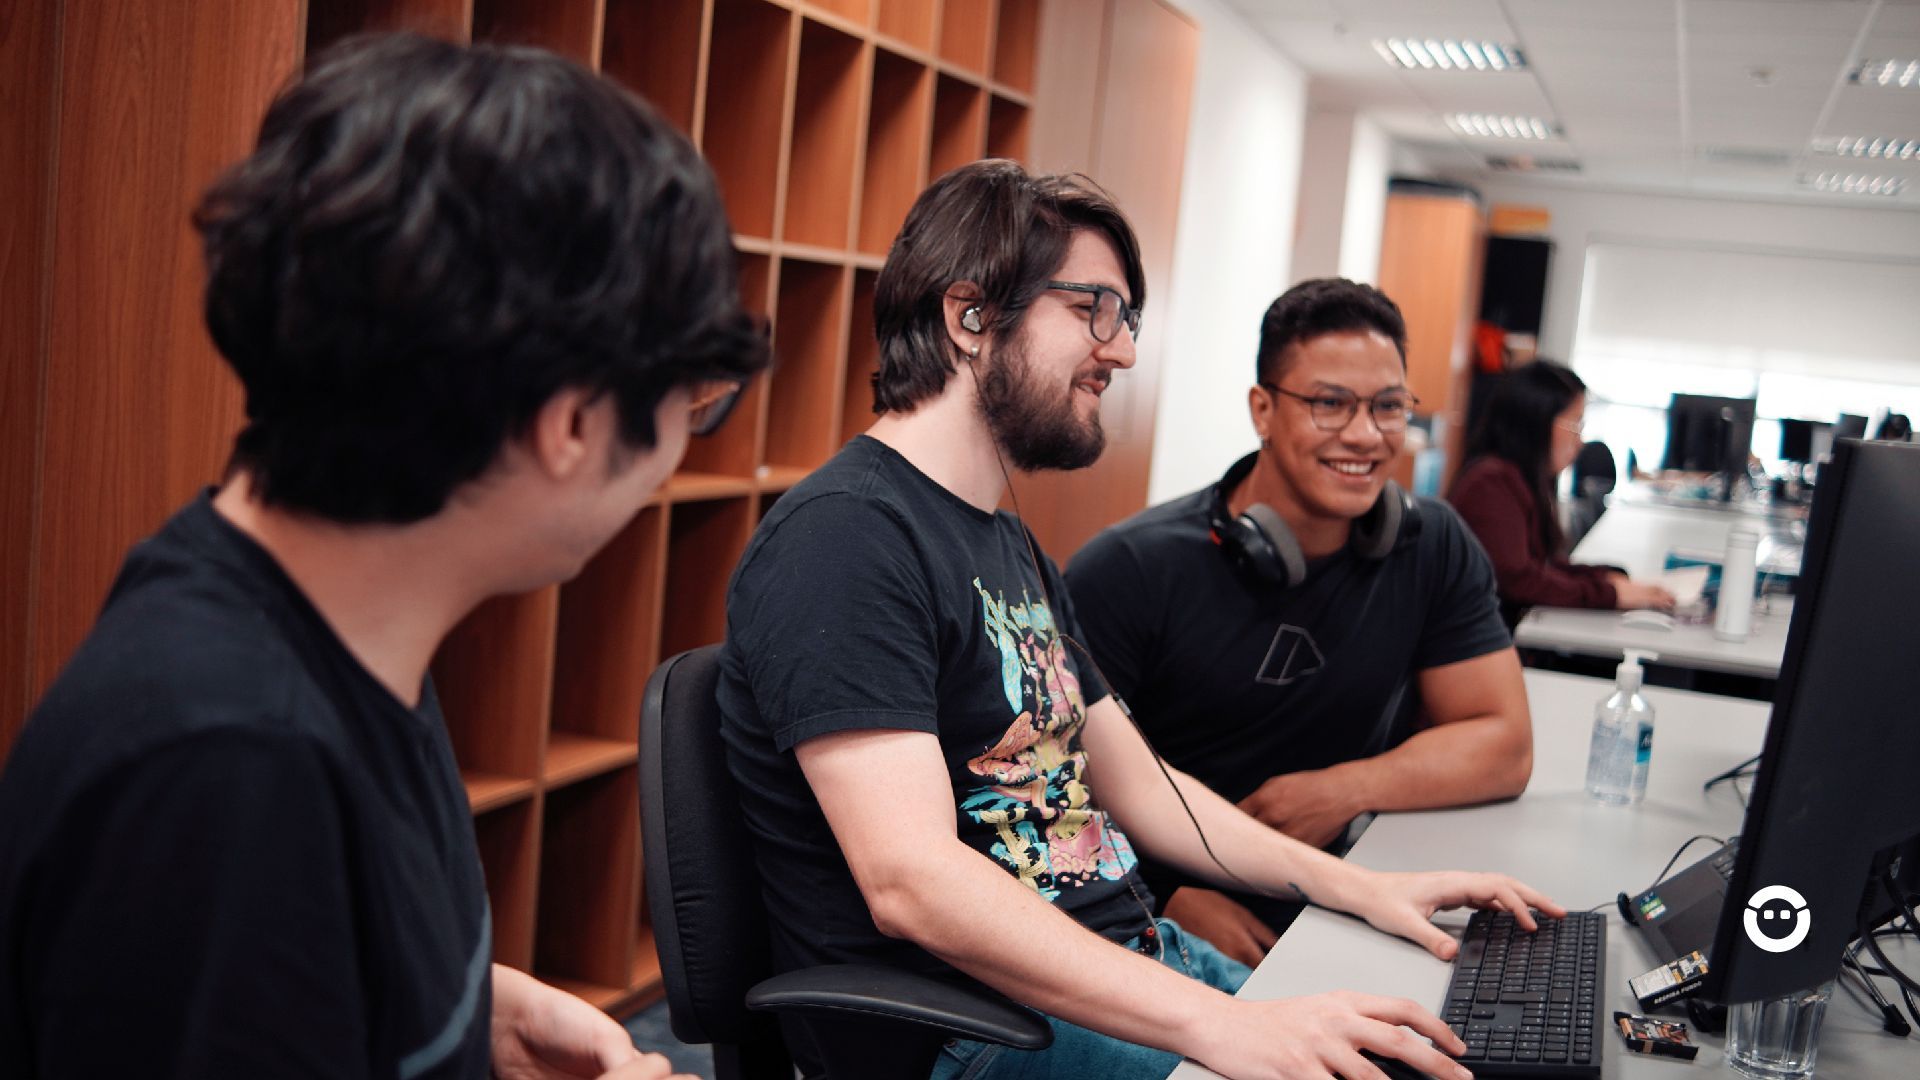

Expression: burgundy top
xmin=1448 ymin=455 xmax=1618 ymax=628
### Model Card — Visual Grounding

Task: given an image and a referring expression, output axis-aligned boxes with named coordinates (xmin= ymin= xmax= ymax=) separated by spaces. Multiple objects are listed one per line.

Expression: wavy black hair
xmin=869 ymin=160 xmax=1145 ymax=415
xmin=194 ymin=33 xmax=768 ymax=523
xmin=1462 ymin=360 xmax=1587 ymax=556
xmin=1255 ymin=278 xmax=1407 ymax=385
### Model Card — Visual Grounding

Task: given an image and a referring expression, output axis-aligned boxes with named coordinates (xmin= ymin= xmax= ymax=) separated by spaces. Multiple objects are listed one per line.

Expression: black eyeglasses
xmin=1047 ymin=281 xmax=1142 ymax=343
xmin=688 ymin=379 xmax=745 ymax=437
xmin=1260 ymin=382 xmax=1420 ymax=433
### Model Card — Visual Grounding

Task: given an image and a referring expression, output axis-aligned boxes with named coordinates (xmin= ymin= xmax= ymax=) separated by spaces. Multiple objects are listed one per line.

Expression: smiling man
xmin=721 ymin=178 xmax=1559 ymax=1080
xmin=1067 ymin=278 xmax=1533 ymax=967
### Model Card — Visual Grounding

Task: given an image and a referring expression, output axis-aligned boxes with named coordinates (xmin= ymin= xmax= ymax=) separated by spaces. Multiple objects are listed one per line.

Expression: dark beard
xmin=976 ymin=335 xmax=1106 ymax=472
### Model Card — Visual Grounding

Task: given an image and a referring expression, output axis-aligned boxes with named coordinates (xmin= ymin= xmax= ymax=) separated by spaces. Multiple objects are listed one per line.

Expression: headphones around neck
xmin=1207 ymin=451 xmax=1421 ymax=589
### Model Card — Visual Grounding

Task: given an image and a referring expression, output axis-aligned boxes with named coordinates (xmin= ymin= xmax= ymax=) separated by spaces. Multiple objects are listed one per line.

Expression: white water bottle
xmin=1715 ymin=527 xmax=1761 ymax=641
xmin=1587 ymin=650 xmax=1658 ymax=805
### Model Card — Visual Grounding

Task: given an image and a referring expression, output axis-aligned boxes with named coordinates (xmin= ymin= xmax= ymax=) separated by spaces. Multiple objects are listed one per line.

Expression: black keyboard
xmin=1438 ymin=910 xmax=1606 ymax=1078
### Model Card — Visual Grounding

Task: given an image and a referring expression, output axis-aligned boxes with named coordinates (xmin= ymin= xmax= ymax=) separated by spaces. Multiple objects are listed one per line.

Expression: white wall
xmin=1335 ymin=115 xmax=1389 ymax=285
xmin=1466 ymin=179 xmax=1920 ymax=364
xmin=1146 ymin=0 xmax=1309 ymax=504
xmin=1290 ymin=109 xmax=1358 ymax=282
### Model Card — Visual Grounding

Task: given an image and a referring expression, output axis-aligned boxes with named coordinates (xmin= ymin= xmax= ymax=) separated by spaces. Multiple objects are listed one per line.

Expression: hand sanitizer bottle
xmin=1586 ymin=650 xmax=1658 ymax=805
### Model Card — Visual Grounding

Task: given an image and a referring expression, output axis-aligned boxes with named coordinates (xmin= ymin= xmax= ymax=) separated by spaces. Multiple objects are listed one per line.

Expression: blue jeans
xmin=927 ymin=919 xmax=1251 ymax=1080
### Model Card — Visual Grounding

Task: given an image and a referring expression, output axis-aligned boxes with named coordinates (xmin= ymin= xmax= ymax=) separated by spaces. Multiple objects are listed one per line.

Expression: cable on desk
xmin=1585 ymin=834 xmax=1728 ymax=914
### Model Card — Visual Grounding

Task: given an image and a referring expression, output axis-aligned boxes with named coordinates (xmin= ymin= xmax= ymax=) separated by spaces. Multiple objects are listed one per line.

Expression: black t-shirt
xmin=0 ymin=495 xmax=491 ymax=1079
xmin=719 ymin=436 xmax=1150 ymax=978
xmin=1066 ymin=485 xmax=1511 ymax=808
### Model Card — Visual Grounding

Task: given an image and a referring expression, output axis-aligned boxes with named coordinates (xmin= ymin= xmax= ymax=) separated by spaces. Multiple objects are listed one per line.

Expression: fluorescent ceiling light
xmin=1801 ymin=172 xmax=1908 ymax=196
xmin=1819 ymin=136 xmax=1919 ymax=160
xmin=1849 ymin=59 xmax=1920 ymax=88
xmin=1374 ymin=38 xmax=1526 ymax=71
xmin=1446 ymin=113 xmax=1560 ymax=140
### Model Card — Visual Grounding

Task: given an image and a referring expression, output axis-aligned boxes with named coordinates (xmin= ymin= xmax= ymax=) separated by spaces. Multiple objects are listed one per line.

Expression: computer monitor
xmin=1702 ymin=438 xmax=1920 ymax=1005
xmin=1662 ymin=394 xmax=1757 ymax=497
xmin=1834 ymin=413 xmax=1869 ymax=441
xmin=1778 ymin=419 xmax=1815 ymax=464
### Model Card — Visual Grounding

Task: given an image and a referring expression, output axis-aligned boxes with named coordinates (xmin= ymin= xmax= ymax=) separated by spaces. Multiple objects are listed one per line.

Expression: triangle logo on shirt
xmin=1255 ymin=625 xmax=1324 ymax=686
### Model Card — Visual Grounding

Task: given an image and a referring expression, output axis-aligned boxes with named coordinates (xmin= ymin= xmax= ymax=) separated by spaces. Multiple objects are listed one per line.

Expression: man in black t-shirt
xmin=1068 ymin=279 xmax=1531 ymax=966
xmin=0 ymin=36 xmax=767 ymax=1080
xmin=721 ymin=164 xmax=1560 ymax=1080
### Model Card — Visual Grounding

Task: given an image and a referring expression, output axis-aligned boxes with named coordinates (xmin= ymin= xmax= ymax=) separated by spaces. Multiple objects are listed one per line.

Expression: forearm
xmin=1097 ymin=756 xmax=1367 ymax=912
xmin=872 ymin=839 xmax=1227 ymax=1057
xmin=1314 ymin=716 xmax=1531 ymax=814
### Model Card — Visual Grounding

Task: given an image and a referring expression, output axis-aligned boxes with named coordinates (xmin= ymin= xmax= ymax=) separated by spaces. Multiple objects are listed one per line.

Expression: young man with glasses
xmin=1068 ymin=278 xmax=1533 ymax=968
xmin=0 ymin=35 xmax=766 ymax=1079
xmin=721 ymin=173 xmax=1559 ymax=1080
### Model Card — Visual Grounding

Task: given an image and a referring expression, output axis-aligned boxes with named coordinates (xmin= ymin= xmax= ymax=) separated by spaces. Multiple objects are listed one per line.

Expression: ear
xmin=942 ymin=281 xmax=986 ymax=358
xmin=1249 ymin=384 xmax=1274 ymax=446
xmin=525 ymin=385 xmax=599 ymax=482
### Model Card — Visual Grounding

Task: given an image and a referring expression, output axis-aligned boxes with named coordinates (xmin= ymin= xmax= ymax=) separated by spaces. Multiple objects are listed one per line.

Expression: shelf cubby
xmin=472 ymin=0 xmax=601 ymax=63
xmin=991 ymin=0 xmax=1038 ymax=92
xmin=858 ymin=48 xmax=932 ymax=254
xmin=433 ymin=587 xmax=556 ymax=782
xmin=987 ymin=94 xmax=1030 ymax=161
xmin=806 ymin=0 xmax=874 ymax=31
xmin=305 ymin=0 xmax=472 ymax=54
xmin=841 ymin=269 xmax=881 ymax=446
xmin=475 ymin=797 xmax=542 ymax=971
xmin=601 ymin=0 xmax=707 ymax=135
xmin=876 ymin=0 xmax=935 ymax=51
xmin=703 ymin=0 xmax=795 ymax=240
xmin=550 ymin=506 xmax=666 ymax=751
xmin=784 ymin=20 xmax=867 ymax=250
xmin=661 ymin=497 xmax=755 ymax=657
xmin=937 ymin=0 xmax=993 ymax=74
xmin=536 ymin=767 xmax=640 ymax=993
xmin=930 ymin=75 xmax=988 ymax=179
xmin=767 ymin=259 xmax=852 ymax=470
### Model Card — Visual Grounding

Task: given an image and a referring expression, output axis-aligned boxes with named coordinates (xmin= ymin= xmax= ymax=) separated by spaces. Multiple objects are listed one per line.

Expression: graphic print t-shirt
xmin=720 ymin=436 xmax=1148 ymax=976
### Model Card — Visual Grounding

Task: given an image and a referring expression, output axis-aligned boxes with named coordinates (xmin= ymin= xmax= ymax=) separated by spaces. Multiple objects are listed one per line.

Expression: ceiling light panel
xmin=1800 ymin=172 xmax=1908 ymax=196
xmin=1446 ymin=113 xmax=1560 ymax=141
xmin=1373 ymin=38 xmax=1526 ymax=72
xmin=1849 ymin=59 xmax=1920 ymax=89
xmin=1815 ymin=136 xmax=1920 ymax=161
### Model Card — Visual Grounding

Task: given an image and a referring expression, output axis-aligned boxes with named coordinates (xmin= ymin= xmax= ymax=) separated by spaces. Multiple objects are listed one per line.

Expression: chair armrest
xmin=745 ymin=963 xmax=1052 ymax=1050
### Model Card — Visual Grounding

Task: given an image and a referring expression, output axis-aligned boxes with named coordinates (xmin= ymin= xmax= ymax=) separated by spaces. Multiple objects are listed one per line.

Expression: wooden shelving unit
xmin=3 ymin=0 xmax=1042 ymax=1023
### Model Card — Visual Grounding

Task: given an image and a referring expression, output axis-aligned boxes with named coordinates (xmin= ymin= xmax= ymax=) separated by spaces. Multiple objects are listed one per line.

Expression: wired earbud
xmin=961 ymin=306 xmax=984 ymax=333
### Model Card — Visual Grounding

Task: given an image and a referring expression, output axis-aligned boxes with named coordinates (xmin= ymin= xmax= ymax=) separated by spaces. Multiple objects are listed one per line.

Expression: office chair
xmin=639 ymin=645 xmax=1052 ymax=1080
xmin=1566 ymin=441 xmax=1616 ymax=547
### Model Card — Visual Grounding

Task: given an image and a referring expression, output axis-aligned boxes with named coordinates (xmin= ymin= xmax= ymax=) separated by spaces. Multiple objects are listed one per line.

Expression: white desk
xmin=1515 ymin=499 xmax=1798 ymax=679
xmin=1168 ymin=670 xmax=1912 ymax=1079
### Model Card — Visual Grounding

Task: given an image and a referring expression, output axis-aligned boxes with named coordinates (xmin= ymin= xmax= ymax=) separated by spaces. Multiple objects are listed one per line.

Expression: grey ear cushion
xmin=1351 ymin=479 xmax=1406 ymax=561
xmin=1240 ymin=502 xmax=1308 ymax=588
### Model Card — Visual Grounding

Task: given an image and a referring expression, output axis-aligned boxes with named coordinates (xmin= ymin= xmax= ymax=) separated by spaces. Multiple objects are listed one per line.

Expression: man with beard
xmin=1066 ymin=279 xmax=1532 ymax=969
xmin=718 ymin=162 xmax=1561 ymax=1080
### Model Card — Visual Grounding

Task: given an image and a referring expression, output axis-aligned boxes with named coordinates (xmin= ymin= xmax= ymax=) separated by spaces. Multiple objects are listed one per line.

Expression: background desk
xmin=1168 ymin=669 xmax=1912 ymax=1079
xmin=1516 ymin=498 xmax=1797 ymax=680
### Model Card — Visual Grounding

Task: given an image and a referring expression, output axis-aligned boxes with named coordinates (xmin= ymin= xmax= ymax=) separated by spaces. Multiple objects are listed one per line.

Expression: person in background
xmin=0 ymin=34 xmax=767 ymax=1079
xmin=1448 ymin=361 xmax=1673 ymax=630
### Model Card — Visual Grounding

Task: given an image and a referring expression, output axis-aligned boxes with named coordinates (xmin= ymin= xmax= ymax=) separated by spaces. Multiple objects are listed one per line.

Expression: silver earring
xmin=970 ymin=345 xmax=980 ymax=357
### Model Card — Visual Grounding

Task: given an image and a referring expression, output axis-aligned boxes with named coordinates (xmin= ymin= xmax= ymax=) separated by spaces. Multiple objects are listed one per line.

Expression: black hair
xmin=1256 ymin=278 xmax=1407 ymax=385
xmin=1461 ymin=360 xmax=1587 ymax=556
xmin=870 ymin=159 xmax=1145 ymax=414
xmin=194 ymin=33 xmax=768 ymax=524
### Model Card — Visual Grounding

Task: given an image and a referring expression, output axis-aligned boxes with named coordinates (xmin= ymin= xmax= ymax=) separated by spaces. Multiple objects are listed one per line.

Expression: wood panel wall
xmin=1011 ymin=0 xmax=1197 ymax=562
xmin=1377 ymin=190 xmax=1487 ymax=490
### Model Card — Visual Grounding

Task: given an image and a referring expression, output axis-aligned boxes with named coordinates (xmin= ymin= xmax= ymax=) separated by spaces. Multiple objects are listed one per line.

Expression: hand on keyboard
xmin=1190 ymin=991 xmax=1472 ymax=1080
xmin=1345 ymin=871 xmax=1567 ymax=960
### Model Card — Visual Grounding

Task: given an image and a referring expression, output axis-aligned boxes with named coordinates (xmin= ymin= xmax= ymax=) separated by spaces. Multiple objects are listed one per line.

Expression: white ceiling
xmin=1226 ymin=0 xmax=1920 ymax=208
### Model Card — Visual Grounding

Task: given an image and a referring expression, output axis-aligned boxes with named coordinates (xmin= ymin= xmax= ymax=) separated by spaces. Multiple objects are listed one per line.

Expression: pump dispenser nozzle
xmin=1616 ymin=649 xmax=1659 ymax=693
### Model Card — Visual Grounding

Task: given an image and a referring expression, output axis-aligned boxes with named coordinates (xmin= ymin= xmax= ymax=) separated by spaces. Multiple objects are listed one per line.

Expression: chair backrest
xmin=640 ymin=645 xmax=772 ymax=1047
xmin=1571 ymin=440 xmax=1617 ymax=498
